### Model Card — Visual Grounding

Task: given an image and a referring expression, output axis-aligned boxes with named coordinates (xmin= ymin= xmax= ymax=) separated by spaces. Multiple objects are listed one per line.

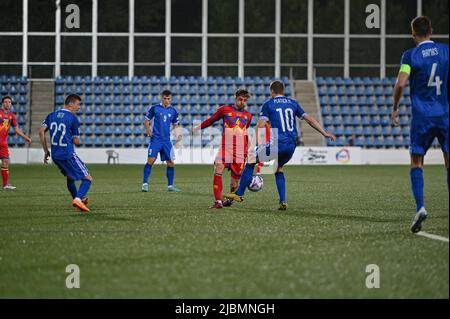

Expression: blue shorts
xmin=148 ymin=140 xmax=175 ymax=161
xmin=53 ymin=153 xmax=90 ymax=181
xmin=255 ymin=142 xmax=296 ymax=168
xmin=410 ymin=117 xmax=449 ymax=155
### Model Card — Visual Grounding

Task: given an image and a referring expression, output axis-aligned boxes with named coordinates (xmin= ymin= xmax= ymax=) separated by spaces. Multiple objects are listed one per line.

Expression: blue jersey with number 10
xmin=400 ymin=41 xmax=449 ymax=119
xmin=259 ymin=96 xmax=306 ymax=147
xmin=42 ymin=109 xmax=80 ymax=160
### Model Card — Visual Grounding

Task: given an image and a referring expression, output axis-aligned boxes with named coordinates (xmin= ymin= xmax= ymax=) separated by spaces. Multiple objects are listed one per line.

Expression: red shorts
xmin=0 ymin=145 xmax=9 ymax=160
xmin=215 ymin=149 xmax=247 ymax=179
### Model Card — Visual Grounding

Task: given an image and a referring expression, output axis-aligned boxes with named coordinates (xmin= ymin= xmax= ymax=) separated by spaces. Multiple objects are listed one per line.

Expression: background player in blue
xmin=142 ymin=90 xmax=182 ymax=192
xmin=38 ymin=94 xmax=92 ymax=212
xmin=391 ymin=16 xmax=449 ymax=233
xmin=225 ymin=81 xmax=336 ymax=210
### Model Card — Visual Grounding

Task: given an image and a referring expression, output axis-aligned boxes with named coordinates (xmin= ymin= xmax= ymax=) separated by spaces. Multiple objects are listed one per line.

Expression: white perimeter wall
xmin=8 ymin=147 xmax=446 ymax=165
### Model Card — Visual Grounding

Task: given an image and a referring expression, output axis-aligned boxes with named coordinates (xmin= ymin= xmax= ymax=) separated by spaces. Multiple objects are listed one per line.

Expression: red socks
xmin=1 ymin=168 xmax=8 ymax=187
xmin=213 ymin=174 xmax=223 ymax=201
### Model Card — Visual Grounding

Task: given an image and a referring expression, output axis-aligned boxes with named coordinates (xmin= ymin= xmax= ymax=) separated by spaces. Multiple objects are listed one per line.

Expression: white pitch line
xmin=416 ymin=231 xmax=449 ymax=243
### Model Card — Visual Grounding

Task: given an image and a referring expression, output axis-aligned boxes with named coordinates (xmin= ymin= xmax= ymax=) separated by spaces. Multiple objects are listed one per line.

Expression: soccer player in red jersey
xmin=0 ymin=95 xmax=31 ymax=190
xmin=193 ymin=89 xmax=252 ymax=208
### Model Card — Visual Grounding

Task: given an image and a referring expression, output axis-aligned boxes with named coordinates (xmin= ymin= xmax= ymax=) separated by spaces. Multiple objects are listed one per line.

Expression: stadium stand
xmin=54 ymin=75 xmax=290 ymax=148
xmin=1 ymin=75 xmax=29 ymax=147
xmin=317 ymin=76 xmax=439 ymax=149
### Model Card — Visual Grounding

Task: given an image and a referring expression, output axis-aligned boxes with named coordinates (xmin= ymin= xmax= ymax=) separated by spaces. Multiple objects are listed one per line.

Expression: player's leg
xmin=142 ymin=141 xmax=161 ymax=191
xmin=210 ymin=161 xmax=225 ymax=208
xmin=163 ymin=141 xmax=180 ymax=192
xmin=142 ymin=156 xmax=156 ymax=192
xmin=275 ymin=148 xmax=295 ymax=210
xmin=1 ymin=146 xmax=15 ymax=189
xmin=1 ymin=159 xmax=11 ymax=189
xmin=225 ymin=143 xmax=268 ymax=202
xmin=408 ymin=119 xmax=435 ymax=232
xmin=75 ymin=174 xmax=93 ymax=209
xmin=222 ymin=163 xmax=242 ymax=207
xmin=275 ymin=166 xmax=288 ymax=210
xmin=165 ymin=160 xmax=180 ymax=192
xmin=66 ymin=177 xmax=78 ymax=199
xmin=71 ymin=154 xmax=92 ymax=212
xmin=410 ymin=153 xmax=425 ymax=213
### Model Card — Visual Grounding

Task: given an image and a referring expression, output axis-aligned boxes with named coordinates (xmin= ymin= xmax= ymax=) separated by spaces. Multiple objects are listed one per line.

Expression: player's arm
xmin=391 ymin=70 xmax=410 ymax=127
xmin=38 ymin=125 xmax=50 ymax=164
xmin=392 ymin=50 xmax=411 ymax=126
xmin=73 ymin=136 xmax=80 ymax=145
xmin=303 ymin=114 xmax=336 ymax=141
xmin=193 ymin=107 xmax=224 ymax=133
xmin=72 ymin=117 xmax=81 ymax=146
xmin=14 ymin=127 xmax=31 ymax=143
xmin=172 ymin=111 xmax=182 ymax=145
xmin=255 ymin=118 xmax=269 ymax=145
xmin=144 ymin=107 xmax=155 ymax=137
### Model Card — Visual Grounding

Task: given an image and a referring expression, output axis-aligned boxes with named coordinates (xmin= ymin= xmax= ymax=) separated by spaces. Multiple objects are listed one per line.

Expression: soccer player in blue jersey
xmin=391 ymin=16 xmax=449 ymax=233
xmin=225 ymin=81 xmax=336 ymax=210
xmin=142 ymin=90 xmax=182 ymax=192
xmin=38 ymin=94 xmax=92 ymax=212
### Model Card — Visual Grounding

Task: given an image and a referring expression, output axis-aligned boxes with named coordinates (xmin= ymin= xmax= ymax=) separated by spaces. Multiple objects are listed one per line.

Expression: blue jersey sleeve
xmin=259 ymin=101 xmax=270 ymax=120
xmin=171 ymin=109 xmax=179 ymax=125
xmin=71 ymin=116 xmax=81 ymax=138
xmin=400 ymin=49 xmax=412 ymax=66
xmin=295 ymin=101 xmax=306 ymax=119
xmin=145 ymin=106 xmax=155 ymax=121
xmin=42 ymin=114 xmax=50 ymax=129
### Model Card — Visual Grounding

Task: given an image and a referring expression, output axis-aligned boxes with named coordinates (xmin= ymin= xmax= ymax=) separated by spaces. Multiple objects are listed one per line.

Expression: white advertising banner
xmin=288 ymin=147 xmax=362 ymax=165
xmin=8 ymin=147 xmax=445 ymax=165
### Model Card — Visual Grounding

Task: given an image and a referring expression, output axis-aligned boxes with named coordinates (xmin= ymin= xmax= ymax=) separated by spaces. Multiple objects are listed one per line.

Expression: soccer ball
xmin=248 ymin=175 xmax=264 ymax=192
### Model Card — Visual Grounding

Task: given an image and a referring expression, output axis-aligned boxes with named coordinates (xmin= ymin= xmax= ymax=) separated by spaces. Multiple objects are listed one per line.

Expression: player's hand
xmin=324 ymin=132 xmax=336 ymax=142
xmin=192 ymin=126 xmax=201 ymax=134
xmin=390 ymin=109 xmax=400 ymax=126
xmin=25 ymin=136 xmax=31 ymax=143
xmin=44 ymin=150 xmax=50 ymax=164
xmin=147 ymin=130 xmax=153 ymax=137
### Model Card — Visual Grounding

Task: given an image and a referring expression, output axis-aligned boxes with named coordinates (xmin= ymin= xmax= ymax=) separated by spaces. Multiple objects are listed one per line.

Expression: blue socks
xmin=167 ymin=166 xmax=175 ymax=186
xmin=67 ymin=178 xmax=77 ymax=199
xmin=76 ymin=179 xmax=92 ymax=200
xmin=143 ymin=163 xmax=152 ymax=184
xmin=235 ymin=163 xmax=255 ymax=196
xmin=410 ymin=167 xmax=424 ymax=212
xmin=275 ymin=172 xmax=286 ymax=203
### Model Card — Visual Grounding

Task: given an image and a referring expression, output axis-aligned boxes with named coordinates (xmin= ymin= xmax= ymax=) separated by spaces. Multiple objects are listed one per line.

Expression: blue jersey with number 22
xmin=43 ymin=109 xmax=80 ymax=160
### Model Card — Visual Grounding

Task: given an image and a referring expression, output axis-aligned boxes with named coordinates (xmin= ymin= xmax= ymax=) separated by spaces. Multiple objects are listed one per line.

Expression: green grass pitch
xmin=0 ymin=164 xmax=448 ymax=298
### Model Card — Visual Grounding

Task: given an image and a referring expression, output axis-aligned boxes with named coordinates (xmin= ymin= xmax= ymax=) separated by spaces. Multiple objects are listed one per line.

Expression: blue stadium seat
xmin=133 ymin=136 xmax=144 ymax=147
xmin=113 ymin=126 xmax=122 ymax=136
xmin=83 ymin=125 xmax=93 ymax=136
xmin=83 ymin=136 xmax=93 ymax=147
xmin=113 ymin=137 xmax=124 ymax=147
xmin=124 ymin=137 xmax=132 ymax=148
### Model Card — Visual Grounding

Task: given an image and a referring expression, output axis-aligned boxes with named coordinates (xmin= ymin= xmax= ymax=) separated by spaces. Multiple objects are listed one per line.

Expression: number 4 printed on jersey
xmin=428 ymin=63 xmax=442 ymax=96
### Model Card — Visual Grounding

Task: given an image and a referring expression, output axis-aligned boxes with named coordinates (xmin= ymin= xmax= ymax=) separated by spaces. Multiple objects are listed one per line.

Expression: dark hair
xmin=235 ymin=89 xmax=250 ymax=98
xmin=2 ymin=95 xmax=12 ymax=103
xmin=161 ymin=90 xmax=172 ymax=96
xmin=411 ymin=16 xmax=432 ymax=37
xmin=65 ymin=94 xmax=82 ymax=106
xmin=270 ymin=81 xmax=284 ymax=94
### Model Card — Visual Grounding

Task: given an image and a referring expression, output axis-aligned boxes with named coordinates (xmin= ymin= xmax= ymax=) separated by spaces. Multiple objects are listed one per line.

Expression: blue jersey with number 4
xmin=259 ymin=96 xmax=306 ymax=147
xmin=400 ymin=41 xmax=449 ymax=119
xmin=42 ymin=109 xmax=80 ymax=160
